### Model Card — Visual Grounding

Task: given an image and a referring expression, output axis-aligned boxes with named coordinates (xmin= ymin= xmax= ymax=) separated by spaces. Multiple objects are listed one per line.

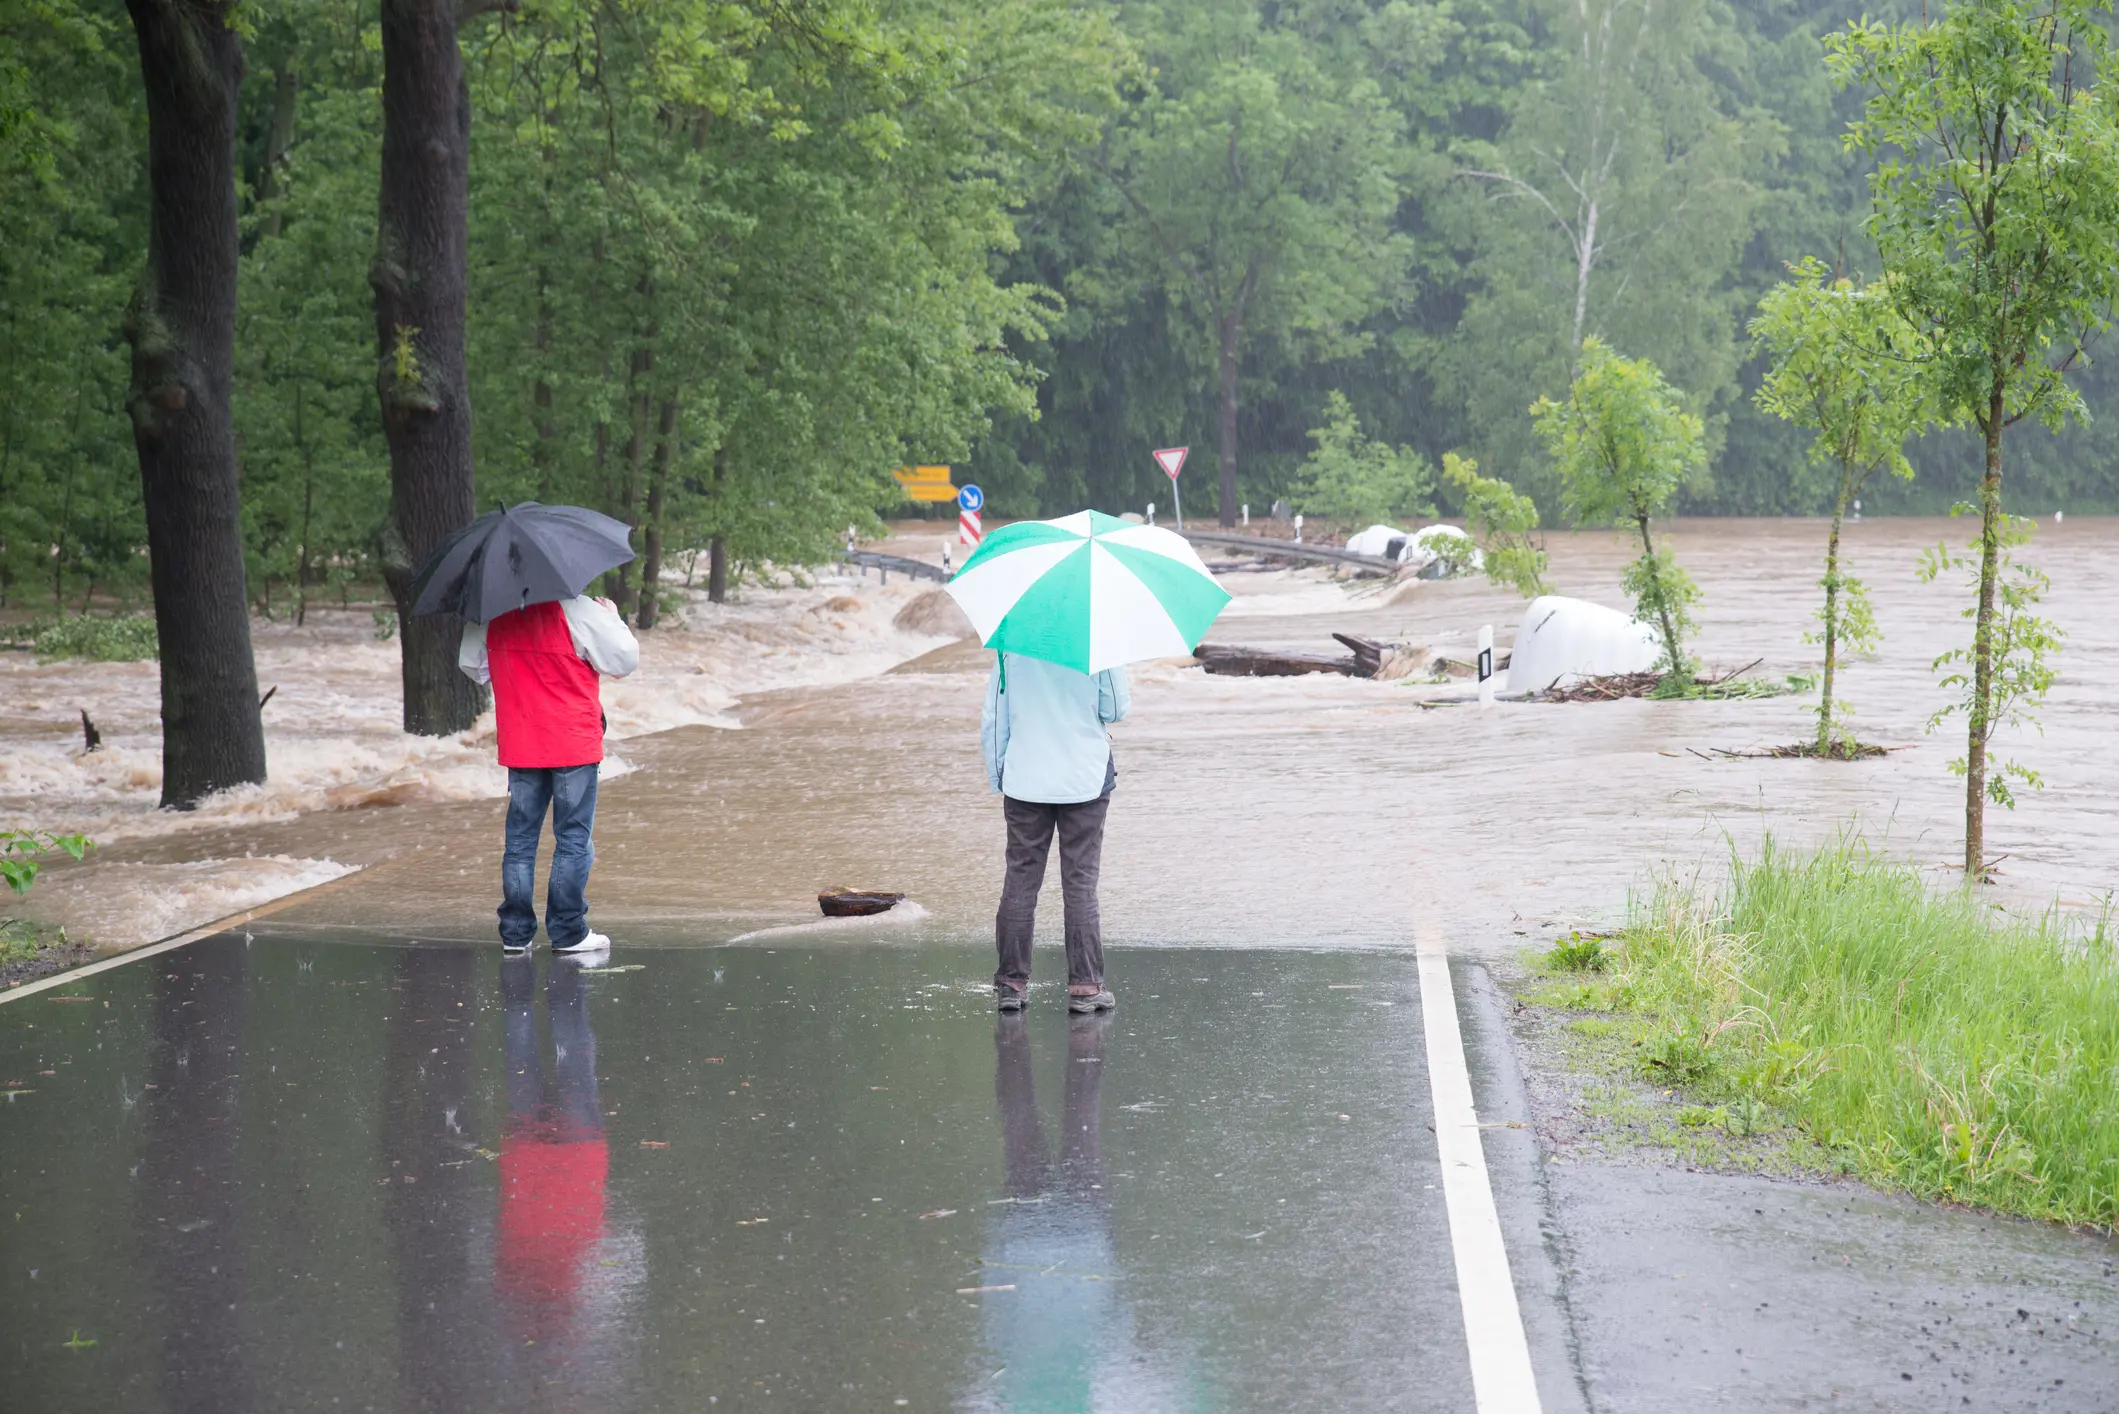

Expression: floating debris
xmin=818 ymin=888 xmax=906 ymax=918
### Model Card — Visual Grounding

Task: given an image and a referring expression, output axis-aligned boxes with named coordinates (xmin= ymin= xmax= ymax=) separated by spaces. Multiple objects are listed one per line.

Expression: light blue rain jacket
xmin=981 ymin=652 xmax=1130 ymax=804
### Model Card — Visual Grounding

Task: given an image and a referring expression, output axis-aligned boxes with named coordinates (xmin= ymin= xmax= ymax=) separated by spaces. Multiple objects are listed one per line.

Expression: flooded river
xmin=7 ymin=516 xmax=2118 ymax=954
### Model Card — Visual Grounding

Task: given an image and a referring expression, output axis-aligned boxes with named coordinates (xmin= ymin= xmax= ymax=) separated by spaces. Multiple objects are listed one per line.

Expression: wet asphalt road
xmin=3 ymin=936 xmax=1490 ymax=1412
xmin=6 ymin=932 xmax=2117 ymax=1412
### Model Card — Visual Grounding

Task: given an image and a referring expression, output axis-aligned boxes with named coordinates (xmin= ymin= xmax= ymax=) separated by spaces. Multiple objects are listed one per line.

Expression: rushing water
xmin=8 ymin=516 xmax=2118 ymax=954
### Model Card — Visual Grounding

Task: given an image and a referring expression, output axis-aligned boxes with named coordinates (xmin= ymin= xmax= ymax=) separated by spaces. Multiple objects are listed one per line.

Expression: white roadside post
xmin=1294 ymin=513 xmax=1304 ymax=544
xmin=1241 ymin=504 xmax=1249 ymax=526
xmin=1478 ymin=624 xmax=1496 ymax=709
xmin=1146 ymin=501 xmax=1155 ymax=527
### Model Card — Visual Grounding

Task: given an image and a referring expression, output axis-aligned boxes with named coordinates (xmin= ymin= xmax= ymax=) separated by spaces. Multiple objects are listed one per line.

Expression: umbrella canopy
xmin=944 ymin=510 xmax=1231 ymax=674
xmin=409 ymin=502 xmax=635 ymax=624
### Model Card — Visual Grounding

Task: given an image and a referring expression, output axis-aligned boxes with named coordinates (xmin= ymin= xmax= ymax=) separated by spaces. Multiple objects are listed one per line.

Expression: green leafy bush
xmin=1293 ymin=392 xmax=1435 ymax=528
xmin=28 ymin=615 xmax=158 ymax=662
xmin=1443 ymin=453 xmax=1548 ymax=597
xmin=2 ymin=830 xmax=91 ymax=896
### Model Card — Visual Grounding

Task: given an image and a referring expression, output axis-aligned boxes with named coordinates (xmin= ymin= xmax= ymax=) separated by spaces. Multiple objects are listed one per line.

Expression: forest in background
xmin=4 ymin=0 xmax=2114 ymax=620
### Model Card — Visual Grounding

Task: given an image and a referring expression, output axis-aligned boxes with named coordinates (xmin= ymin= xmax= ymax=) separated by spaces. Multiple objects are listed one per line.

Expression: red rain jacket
xmin=484 ymin=602 xmax=607 ymax=769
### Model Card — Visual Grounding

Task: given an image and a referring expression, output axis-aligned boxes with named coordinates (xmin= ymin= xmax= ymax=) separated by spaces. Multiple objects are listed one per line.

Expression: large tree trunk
xmin=372 ymin=0 xmax=487 ymax=737
xmin=1965 ymin=393 xmax=2006 ymax=879
xmin=636 ymin=397 xmax=678 ymax=630
xmin=122 ymin=0 xmax=268 ymax=809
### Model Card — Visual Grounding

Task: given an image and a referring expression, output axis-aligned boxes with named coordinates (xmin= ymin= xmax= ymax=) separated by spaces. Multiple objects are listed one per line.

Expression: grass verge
xmin=1525 ymin=837 xmax=2119 ymax=1230
xmin=0 ymin=919 xmax=91 ymax=989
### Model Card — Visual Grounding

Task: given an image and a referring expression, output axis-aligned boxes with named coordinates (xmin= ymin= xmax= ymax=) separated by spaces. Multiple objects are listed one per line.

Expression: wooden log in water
xmin=1195 ymin=644 xmax=1363 ymax=678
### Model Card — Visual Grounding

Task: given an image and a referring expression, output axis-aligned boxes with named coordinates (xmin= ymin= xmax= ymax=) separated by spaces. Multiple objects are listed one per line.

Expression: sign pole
xmin=1152 ymin=447 xmax=1189 ymax=531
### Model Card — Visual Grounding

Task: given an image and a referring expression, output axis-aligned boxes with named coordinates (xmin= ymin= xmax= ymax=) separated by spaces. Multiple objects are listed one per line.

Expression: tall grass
xmin=1606 ymin=838 xmax=2119 ymax=1229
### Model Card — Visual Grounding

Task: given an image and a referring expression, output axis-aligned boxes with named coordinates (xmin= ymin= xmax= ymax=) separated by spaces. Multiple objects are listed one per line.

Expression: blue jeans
xmin=499 ymin=764 xmax=599 ymax=948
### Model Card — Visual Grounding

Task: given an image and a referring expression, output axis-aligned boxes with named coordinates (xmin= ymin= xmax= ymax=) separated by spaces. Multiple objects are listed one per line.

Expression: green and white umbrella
xmin=944 ymin=510 xmax=1232 ymax=674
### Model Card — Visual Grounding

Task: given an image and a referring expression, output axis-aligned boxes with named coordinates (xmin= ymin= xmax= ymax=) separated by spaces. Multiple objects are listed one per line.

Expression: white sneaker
xmin=552 ymin=930 xmax=610 ymax=956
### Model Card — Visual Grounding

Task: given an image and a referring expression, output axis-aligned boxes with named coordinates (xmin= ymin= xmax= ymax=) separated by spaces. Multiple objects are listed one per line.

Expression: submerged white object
xmin=1506 ymin=595 xmax=1662 ymax=694
xmin=1343 ymin=522 xmax=1483 ymax=574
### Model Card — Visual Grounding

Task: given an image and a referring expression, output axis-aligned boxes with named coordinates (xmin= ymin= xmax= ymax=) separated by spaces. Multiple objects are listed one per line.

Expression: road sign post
xmin=1153 ymin=447 xmax=1189 ymax=529
xmin=958 ymin=484 xmax=984 ymax=548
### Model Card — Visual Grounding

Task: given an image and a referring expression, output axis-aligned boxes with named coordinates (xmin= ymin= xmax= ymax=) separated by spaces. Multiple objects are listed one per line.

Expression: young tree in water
xmin=1751 ymin=259 xmax=1929 ymax=754
xmin=373 ymin=0 xmax=511 ymax=735
xmin=1829 ymin=0 xmax=2119 ymax=876
xmin=1443 ymin=454 xmax=1549 ymax=599
xmin=121 ymin=0 xmax=268 ymax=807
xmin=1532 ymin=338 xmax=1705 ymax=681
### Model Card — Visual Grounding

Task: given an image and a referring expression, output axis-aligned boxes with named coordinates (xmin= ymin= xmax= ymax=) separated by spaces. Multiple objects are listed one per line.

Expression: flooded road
xmin=8 ymin=516 xmax=2119 ymax=952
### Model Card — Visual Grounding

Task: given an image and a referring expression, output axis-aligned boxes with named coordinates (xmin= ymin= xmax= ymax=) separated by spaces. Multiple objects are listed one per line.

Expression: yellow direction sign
xmin=893 ymin=465 xmax=957 ymax=503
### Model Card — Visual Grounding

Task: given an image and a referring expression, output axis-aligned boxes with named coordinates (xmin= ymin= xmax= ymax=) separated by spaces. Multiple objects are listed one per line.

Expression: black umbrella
xmin=408 ymin=502 xmax=636 ymax=624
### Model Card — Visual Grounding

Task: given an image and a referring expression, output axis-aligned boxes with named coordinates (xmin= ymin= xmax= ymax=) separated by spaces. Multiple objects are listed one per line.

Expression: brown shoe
xmin=1067 ymin=987 xmax=1115 ymax=1013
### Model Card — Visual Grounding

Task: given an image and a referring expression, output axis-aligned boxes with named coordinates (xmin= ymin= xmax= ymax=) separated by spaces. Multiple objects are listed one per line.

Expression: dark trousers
xmin=995 ymin=793 xmax=1110 ymax=990
xmin=499 ymin=763 xmax=599 ymax=947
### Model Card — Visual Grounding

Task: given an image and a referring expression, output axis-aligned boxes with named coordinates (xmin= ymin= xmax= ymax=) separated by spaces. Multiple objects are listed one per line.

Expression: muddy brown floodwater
xmin=11 ymin=516 xmax=2119 ymax=955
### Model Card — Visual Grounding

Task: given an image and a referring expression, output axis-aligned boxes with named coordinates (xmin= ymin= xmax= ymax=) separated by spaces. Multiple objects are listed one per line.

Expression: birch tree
xmin=1448 ymin=0 xmax=1773 ymax=504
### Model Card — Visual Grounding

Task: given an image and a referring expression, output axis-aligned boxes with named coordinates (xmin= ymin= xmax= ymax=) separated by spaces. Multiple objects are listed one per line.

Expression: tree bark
xmin=1818 ymin=502 xmax=1843 ymax=754
xmin=1635 ymin=512 xmax=1682 ymax=676
xmin=257 ymin=63 xmax=299 ymax=241
xmin=122 ymin=0 xmax=268 ymax=809
xmin=1965 ymin=391 xmax=2006 ymax=879
xmin=372 ymin=0 xmax=486 ymax=737
xmin=706 ymin=445 xmax=729 ymax=603
xmin=1216 ymin=312 xmax=1241 ymax=526
xmin=636 ymin=397 xmax=678 ymax=630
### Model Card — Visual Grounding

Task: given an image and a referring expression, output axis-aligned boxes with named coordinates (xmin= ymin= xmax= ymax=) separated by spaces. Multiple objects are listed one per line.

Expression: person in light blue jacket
xmin=981 ymin=652 xmax=1129 ymax=1013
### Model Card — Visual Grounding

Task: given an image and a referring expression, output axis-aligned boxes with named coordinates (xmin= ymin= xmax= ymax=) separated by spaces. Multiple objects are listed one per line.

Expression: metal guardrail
xmin=1174 ymin=528 xmax=1403 ymax=572
xmin=843 ymin=549 xmax=950 ymax=583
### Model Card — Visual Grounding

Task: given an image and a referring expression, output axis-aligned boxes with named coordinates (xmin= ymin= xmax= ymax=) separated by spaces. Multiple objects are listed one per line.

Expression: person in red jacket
xmin=460 ymin=595 xmax=639 ymax=955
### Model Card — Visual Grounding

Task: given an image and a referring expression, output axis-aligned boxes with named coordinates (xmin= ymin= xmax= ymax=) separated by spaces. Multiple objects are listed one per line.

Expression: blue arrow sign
xmin=958 ymin=484 xmax=984 ymax=512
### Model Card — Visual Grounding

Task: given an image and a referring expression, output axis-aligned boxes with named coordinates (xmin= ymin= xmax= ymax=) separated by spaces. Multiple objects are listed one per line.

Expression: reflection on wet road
xmin=1 ymin=934 xmax=1465 ymax=1412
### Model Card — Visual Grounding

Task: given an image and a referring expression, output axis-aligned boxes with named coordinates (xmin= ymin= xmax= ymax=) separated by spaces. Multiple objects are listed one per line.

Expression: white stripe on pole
xmin=942 ymin=537 xmax=1079 ymax=639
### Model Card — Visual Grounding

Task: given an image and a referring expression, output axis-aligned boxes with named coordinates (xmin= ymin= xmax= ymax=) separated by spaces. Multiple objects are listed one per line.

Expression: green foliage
xmin=1083 ymin=2 xmax=1417 ymax=517
xmin=1532 ymin=339 xmax=1705 ymax=676
xmin=1919 ymin=512 xmax=2063 ymax=811
xmin=1546 ymin=932 xmax=1611 ymax=973
xmin=1443 ymin=452 xmax=1548 ymax=598
xmin=1290 ymin=392 xmax=1433 ymax=528
xmin=1588 ymin=837 xmax=2119 ymax=1229
xmin=1832 ymin=0 xmax=2119 ymax=863
xmin=1444 ymin=0 xmax=1777 ymax=508
xmin=27 ymin=612 xmax=157 ymax=662
xmin=1 ymin=828 xmax=90 ymax=897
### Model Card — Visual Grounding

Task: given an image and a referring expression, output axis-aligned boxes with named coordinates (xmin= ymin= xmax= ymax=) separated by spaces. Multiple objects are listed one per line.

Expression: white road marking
xmin=1418 ymin=922 xmax=1544 ymax=1412
xmin=0 ymin=868 xmax=364 ymax=1007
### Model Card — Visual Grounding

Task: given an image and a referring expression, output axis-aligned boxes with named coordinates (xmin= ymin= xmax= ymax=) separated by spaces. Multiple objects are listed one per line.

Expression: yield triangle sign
xmin=1153 ymin=446 xmax=1188 ymax=480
